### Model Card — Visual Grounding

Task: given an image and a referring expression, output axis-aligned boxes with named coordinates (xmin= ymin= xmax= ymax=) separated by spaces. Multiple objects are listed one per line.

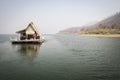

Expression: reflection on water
xmin=12 ymin=44 xmax=41 ymax=61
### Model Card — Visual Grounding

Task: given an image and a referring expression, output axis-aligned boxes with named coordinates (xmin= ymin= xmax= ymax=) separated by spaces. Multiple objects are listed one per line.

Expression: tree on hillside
xmin=111 ymin=24 xmax=117 ymax=29
xmin=98 ymin=24 xmax=106 ymax=29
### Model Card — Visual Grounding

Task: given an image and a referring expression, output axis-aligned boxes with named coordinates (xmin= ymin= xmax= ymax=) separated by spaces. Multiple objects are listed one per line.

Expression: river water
xmin=0 ymin=34 xmax=120 ymax=80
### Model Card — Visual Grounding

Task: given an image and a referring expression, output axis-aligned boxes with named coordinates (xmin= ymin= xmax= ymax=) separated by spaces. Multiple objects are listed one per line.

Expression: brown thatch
xmin=16 ymin=22 xmax=41 ymax=36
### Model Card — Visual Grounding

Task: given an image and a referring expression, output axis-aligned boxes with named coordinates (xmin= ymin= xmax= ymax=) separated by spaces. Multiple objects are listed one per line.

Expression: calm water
xmin=0 ymin=34 xmax=120 ymax=80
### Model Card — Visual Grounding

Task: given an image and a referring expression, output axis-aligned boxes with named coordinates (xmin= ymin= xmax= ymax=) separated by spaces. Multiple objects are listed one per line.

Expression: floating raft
xmin=11 ymin=22 xmax=45 ymax=44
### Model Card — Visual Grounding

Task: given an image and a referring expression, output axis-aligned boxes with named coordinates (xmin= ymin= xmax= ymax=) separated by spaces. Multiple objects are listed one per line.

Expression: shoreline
xmin=80 ymin=34 xmax=120 ymax=37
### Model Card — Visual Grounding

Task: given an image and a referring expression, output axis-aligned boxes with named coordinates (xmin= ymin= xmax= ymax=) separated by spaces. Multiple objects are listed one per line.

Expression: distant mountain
xmin=93 ymin=12 xmax=120 ymax=29
xmin=58 ymin=12 xmax=120 ymax=34
xmin=58 ymin=27 xmax=82 ymax=34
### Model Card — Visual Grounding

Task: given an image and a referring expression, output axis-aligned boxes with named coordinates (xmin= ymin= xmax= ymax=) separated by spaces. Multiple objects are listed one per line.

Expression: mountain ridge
xmin=58 ymin=12 xmax=120 ymax=34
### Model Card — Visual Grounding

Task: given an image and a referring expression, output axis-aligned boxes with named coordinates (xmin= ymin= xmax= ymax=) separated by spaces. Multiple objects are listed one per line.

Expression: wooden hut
xmin=11 ymin=22 xmax=44 ymax=44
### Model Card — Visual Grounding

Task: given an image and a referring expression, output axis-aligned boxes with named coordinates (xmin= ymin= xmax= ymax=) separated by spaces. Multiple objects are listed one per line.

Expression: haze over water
xmin=0 ymin=34 xmax=120 ymax=80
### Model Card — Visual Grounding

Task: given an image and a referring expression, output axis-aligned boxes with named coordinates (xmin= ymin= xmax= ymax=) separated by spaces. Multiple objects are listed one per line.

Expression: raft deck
xmin=11 ymin=39 xmax=44 ymax=44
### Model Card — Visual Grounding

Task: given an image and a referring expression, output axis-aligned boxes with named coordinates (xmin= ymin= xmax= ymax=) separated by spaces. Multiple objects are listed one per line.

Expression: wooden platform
xmin=11 ymin=39 xmax=44 ymax=44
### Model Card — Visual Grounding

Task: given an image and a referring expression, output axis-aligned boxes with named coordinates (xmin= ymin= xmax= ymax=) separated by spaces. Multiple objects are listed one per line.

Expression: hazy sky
xmin=0 ymin=0 xmax=120 ymax=34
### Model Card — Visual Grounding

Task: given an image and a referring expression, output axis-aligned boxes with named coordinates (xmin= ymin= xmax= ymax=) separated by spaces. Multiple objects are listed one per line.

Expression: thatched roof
xmin=16 ymin=22 xmax=41 ymax=36
xmin=16 ymin=29 xmax=26 ymax=33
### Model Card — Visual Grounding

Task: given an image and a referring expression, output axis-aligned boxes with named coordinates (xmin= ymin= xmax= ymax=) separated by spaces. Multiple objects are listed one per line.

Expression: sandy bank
xmin=80 ymin=34 xmax=120 ymax=37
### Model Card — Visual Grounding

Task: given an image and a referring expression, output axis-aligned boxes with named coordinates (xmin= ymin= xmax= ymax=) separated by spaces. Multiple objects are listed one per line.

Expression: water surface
xmin=0 ymin=34 xmax=120 ymax=80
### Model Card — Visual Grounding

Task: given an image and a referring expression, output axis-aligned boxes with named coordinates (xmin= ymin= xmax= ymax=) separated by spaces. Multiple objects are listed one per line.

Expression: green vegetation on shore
xmin=83 ymin=24 xmax=120 ymax=35
xmin=84 ymin=29 xmax=120 ymax=34
xmin=79 ymin=24 xmax=120 ymax=37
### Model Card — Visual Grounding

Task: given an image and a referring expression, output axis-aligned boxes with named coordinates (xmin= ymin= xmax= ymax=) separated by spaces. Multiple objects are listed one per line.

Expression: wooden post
xmin=25 ymin=32 xmax=27 ymax=40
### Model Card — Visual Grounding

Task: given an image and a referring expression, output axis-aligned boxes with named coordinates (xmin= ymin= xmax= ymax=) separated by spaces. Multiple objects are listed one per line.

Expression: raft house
xmin=11 ymin=22 xmax=44 ymax=44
